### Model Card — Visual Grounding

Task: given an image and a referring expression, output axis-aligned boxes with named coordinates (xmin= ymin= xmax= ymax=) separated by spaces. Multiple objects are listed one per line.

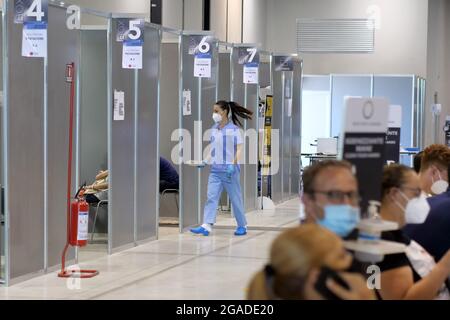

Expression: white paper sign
xmin=122 ymin=41 xmax=143 ymax=69
xmin=22 ymin=23 xmax=47 ymax=58
xmin=343 ymin=97 xmax=390 ymax=133
xmin=388 ymin=105 xmax=402 ymax=128
xmin=114 ymin=90 xmax=125 ymax=121
xmin=243 ymin=64 xmax=259 ymax=84
xmin=77 ymin=211 xmax=89 ymax=241
xmin=183 ymin=90 xmax=192 ymax=116
xmin=194 ymin=54 xmax=211 ymax=78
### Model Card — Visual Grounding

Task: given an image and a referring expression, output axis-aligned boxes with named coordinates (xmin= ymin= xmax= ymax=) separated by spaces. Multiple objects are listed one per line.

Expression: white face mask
xmin=395 ymin=191 xmax=430 ymax=224
xmin=430 ymin=172 xmax=449 ymax=195
xmin=212 ymin=113 xmax=222 ymax=123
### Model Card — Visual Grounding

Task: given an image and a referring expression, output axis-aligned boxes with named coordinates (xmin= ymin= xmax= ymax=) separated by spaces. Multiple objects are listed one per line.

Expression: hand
xmin=326 ymin=272 xmax=376 ymax=300
xmin=198 ymin=160 xmax=207 ymax=168
xmin=440 ymin=250 xmax=450 ymax=271
xmin=226 ymin=164 xmax=236 ymax=177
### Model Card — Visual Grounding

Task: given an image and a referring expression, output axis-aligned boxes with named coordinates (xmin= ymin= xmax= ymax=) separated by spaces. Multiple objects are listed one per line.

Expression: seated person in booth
xmin=160 ymin=157 xmax=179 ymax=192
xmin=404 ymin=144 xmax=450 ymax=261
xmin=82 ymin=170 xmax=108 ymax=204
xmin=247 ymin=224 xmax=375 ymax=300
xmin=377 ymin=164 xmax=450 ymax=300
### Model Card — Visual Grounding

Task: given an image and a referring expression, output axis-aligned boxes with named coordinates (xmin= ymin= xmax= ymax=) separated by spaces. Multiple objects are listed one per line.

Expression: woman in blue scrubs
xmin=190 ymin=101 xmax=253 ymax=236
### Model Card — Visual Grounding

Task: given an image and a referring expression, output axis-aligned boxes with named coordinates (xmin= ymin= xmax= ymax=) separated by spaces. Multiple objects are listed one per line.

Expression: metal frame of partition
xmin=0 ymin=2 xmax=164 ymax=285
xmin=217 ymin=41 xmax=232 ymax=211
xmin=178 ymin=31 xmax=219 ymax=232
xmin=271 ymin=54 xmax=302 ymax=204
xmin=257 ymin=50 xmax=272 ymax=205
xmin=230 ymin=43 xmax=259 ymax=212
xmin=107 ymin=14 xmax=161 ymax=254
xmin=1 ymin=0 xmax=108 ymax=285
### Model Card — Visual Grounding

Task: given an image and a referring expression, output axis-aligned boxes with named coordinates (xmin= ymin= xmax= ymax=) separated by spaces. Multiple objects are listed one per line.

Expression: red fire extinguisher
xmin=58 ymin=63 xmax=98 ymax=279
xmin=69 ymin=188 xmax=89 ymax=247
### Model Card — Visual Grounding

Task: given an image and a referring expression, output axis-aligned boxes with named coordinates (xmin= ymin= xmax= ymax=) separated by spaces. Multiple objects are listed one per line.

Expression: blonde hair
xmin=247 ymin=224 xmax=342 ymax=300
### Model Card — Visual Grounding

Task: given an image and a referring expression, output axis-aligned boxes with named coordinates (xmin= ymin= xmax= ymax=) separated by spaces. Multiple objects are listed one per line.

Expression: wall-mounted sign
xmin=188 ymin=35 xmax=214 ymax=55
xmin=14 ymin=0 xmax=48 ymax=24
xmin=189 ymin=36 xmax=214 ymax=78
xmin=15 ymin=0 xmax=48 ymax=58
xmin=239 ymin=47 xmax=259 ymax=84
xmin=274 ymin=55 xmax=294 ymax=72
xmin=194 ymin=53 xmax=212 ymax=78
xmin=118 ymin=19 xmax=145 ymax=69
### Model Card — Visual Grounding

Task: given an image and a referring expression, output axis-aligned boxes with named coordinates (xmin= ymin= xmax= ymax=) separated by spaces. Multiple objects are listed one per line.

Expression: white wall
xmin=243 ymin=0 xmax=267 ymax=48
xmin=184 ymin=0 xmax=203 ymax=31
xmin=210 ymin=0 xmax=227 ymax=40
xmin=227 ymin=0 xmax=243 ymax=42
xmin=266 ymin=0 xmax=429 ymax=76
xmin=163 ymin=0 xmax=183 ymax=30
xmin=68 ymin=0 xmax=150 ymax=25
xmin=424 ymin=0 xmax=450 ymax=146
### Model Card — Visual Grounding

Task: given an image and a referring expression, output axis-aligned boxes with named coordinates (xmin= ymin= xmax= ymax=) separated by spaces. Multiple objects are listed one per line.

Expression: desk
xmin=301 ymin=153 xmax=338 ymax=166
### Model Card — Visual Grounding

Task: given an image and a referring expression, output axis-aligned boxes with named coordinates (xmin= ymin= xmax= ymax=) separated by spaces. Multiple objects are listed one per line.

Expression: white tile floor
xmin=0 ymin=199 xmax=301 ymax=300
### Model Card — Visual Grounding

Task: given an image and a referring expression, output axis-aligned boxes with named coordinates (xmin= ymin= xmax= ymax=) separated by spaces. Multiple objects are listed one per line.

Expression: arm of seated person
xmin=93 ymin=182 xmax=108 ymax=191
xmin=380 ymin=257 xmax=450 ymax=300
xmin=95 ymin=170 xmax=108 ymax=181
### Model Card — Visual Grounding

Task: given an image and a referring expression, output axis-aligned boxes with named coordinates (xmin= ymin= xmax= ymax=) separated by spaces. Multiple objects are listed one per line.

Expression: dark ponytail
xmin=216 ymin=100 xmax=253 ymax=128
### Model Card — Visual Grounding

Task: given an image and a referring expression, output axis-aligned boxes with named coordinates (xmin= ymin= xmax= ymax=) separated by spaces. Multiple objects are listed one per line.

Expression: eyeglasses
xmin=312 ymin=190 xmax=361 ymax=203
xmin=400 ymin=186 xmax=422 ymax=197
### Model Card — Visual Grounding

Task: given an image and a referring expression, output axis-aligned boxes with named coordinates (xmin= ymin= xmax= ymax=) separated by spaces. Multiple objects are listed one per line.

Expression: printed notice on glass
xmin=114 ymin=90 xmax=125 ymax=121
xmin=122 ymin=40 xmax=143 ymax=69
xmin=194 ymin=53 xmax=212 ymax=78
xmin=22 ymin=21 xmax=47 ymax=57
xmin=243 ymin=62 xmax=259 ymax=84
xmin=183 ymin=90 xmax=192 ymax=116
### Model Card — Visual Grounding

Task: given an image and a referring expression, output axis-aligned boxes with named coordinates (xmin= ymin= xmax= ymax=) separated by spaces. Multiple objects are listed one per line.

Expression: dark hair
xmin=215 ymin=100 xmax=253 ymax=128
xmin=421 ymin=144 xmax=450 ymax=172
xmin=413 ymin=151 xmax=423 ymax=173
xmin=302 ymin=160 xmax=353 ymax=195
xmin=381 ymin=164 xmax=413 ymax=199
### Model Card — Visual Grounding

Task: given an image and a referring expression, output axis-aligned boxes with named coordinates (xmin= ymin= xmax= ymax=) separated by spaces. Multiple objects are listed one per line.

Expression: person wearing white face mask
xmin=377 ymin=164 xmax=450 ymax=300
xmin=190 ymin=101 xmax=253 ymax=237
xmin=418 ymin=144 xmax=450 ymax=196
xmin=404 ymin=144 xmax=450 ymax=262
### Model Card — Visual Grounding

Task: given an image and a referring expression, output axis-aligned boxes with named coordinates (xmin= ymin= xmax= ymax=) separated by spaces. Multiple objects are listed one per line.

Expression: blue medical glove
xmin=226 ymin=164 xmax=236 ymax=177
xmin=198 ymin=160 xmax=207 ymax=168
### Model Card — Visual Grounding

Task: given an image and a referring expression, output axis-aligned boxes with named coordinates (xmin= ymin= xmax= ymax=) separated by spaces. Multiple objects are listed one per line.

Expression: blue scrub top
xmin=208 ymin=122 xmax=243 ymax=173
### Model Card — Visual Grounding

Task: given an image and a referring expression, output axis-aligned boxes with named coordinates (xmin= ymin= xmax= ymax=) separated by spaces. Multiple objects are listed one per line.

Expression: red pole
xmin=59 ymin=63 xmax=75 ymax=275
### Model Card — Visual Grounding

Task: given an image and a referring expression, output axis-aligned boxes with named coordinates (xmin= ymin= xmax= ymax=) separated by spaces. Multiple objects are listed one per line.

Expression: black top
xmin=160 ymin=157 xmax=179 ymax=185
xmin=377 ymin=230 xmax=421 ymax=283
xmin=404 ymin=191 xmax=450 ymax=262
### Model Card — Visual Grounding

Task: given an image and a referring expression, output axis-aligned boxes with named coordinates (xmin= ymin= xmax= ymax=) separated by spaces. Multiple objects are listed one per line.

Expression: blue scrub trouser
xmin=203 ymin=171 xmax=247 ymax=228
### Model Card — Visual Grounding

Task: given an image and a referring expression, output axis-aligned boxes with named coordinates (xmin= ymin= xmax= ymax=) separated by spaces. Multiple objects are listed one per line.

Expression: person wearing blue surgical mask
xmin=377 ymin=164 xmax=450 ymax=300
xmin=190 ymin=101 xmax=253 ymax=237
xmin=302 ymin=160 xmax=361 ymax=238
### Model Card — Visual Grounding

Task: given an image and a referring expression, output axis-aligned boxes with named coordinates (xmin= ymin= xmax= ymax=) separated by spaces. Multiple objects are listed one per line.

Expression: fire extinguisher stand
xmin=58 ymin=63 xmax=99 ymax=279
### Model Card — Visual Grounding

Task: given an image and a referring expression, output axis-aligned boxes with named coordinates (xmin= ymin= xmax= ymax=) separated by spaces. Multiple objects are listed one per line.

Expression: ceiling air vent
xmin=297 ymin=18 xmax=375 ymax=53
